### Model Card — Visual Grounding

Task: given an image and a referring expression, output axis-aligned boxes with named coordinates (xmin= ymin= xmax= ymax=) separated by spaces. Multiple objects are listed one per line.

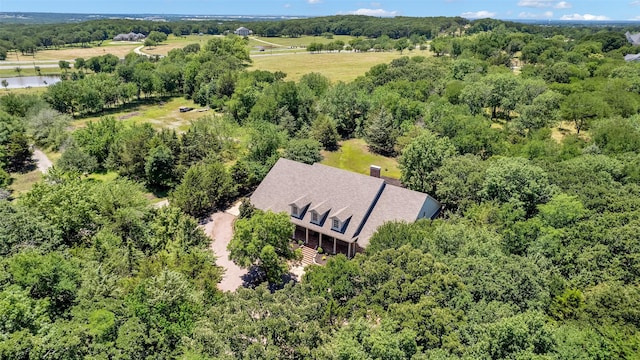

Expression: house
xmin=625 ymin=53 xmax=640 ymax=62
xmin=234 ymin=27 xmax=252 ymax=37
xmin=627 ymin=32 xmax=640 ymax=46
xmin=250 ymin=158 xmax=441 ymax=258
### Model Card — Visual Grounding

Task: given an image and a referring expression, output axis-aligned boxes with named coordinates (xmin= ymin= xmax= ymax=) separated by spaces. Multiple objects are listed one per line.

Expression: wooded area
xmin=2 ymin=15 xmax=640 ymax=358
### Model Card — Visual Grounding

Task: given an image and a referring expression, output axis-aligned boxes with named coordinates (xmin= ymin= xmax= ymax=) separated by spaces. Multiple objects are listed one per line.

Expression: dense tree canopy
xmin=3 ymin=14 xmax=640 ymax=359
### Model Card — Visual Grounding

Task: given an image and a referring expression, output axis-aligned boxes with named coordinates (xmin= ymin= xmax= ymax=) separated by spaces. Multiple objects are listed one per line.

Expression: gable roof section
xmin=251 ymin=158 xmax=385 ymax=242
xmin=356 ymin=185 xmax=440 ymax=248
xmin=251 ymin=158 xmax=441 ymax=246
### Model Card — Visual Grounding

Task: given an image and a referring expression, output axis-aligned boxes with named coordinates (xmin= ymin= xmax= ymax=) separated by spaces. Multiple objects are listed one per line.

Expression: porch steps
xmin=300 ymin=246 xmax=317 ymax=266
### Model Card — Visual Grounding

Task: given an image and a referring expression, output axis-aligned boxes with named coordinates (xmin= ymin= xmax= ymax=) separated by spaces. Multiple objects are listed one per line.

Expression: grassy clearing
xmin=21 ymin=44 xmax=139 ymax=61
xmin=72 ymin=97 xmax=210 ymax=131
xmin=321 ymin=138 xmax=401 ymax=179
xmin=0 ymin=87 xmax=47 ymax=96
xmin=250 ymin=35 xmax=355 ymax=48
xmin=0 ymin=67 xmax=62 ymax=77
xmin=251 ymin=51 xmax=413 ymax=82
xmin=8 ymin=168 xmax=42 ymax=196
xmin=551 ymin=121 xmax=581 ymax=143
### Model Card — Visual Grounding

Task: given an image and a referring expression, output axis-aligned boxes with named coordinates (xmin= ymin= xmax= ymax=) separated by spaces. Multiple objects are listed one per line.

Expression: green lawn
xmin=8 ymin=168 xmax=42 ymax=197
xmin=321 ymin=138 xmax=401 ymax=179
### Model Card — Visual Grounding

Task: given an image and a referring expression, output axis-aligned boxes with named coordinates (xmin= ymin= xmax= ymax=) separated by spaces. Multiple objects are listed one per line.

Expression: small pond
xmin=0 ymin=75 xmax=61 ymax=89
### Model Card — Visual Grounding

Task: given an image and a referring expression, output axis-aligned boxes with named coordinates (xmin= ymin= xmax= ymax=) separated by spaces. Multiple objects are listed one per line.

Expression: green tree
xmin=145 ymin=144 xmax=175 ymax=189
xmin=228 ymin=210 xmax=300 ymax=285
xmin=283 ymin=138 xmax=322 ymax=165
xmin=170 ymin=161 xmax=235 ymax=217
xmin=399 ymin=130 xmax=457 ymax=193
xmin=311 ymin=114 xmax=339 ymax=150
xmin=481 ymin=157 xmax=551 ymax=217
xmin=364 ymin=107 xmax=398 ymax=156
xmin=561 ymin=92 xmax=610 ymax=134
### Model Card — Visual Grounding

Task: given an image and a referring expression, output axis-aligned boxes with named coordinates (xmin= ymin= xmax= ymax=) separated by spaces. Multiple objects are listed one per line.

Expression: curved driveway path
xmin=204 ymin=211 xmax=248 ymax=292
xmin=33 ymin=148 xmax=53 ymax=173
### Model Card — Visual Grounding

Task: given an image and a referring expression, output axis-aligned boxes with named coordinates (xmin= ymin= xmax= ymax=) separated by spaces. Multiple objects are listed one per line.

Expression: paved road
xmin=32 ymin=148 xmax=53 ymax=173
xmin=204 ymin=211 xmax=248 ymax=292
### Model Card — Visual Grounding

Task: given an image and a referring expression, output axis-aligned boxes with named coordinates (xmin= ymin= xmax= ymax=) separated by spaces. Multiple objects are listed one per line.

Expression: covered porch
xmin=293 ymin=225 xmax=357 ymax=258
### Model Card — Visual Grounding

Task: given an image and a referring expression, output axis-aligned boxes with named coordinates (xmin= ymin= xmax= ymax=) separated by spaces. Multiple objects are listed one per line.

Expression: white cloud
xmin=346 ymin=8 xmax=399 ymax=17
xmin=518 ymin=0 xmax=554 ymax=8
xmin=560 ymin=13 xmax=610 ymax=20
xmin=307 ymin=0 xmax=321 ymax=4
xmin=284 ymin=3 xmax=291 ymax=8
xmin=518 ymin=0 xmax=571 ymax=9
xmin=519 ymin=11 xmax=553 ymax=18
xmin=461 ymin=10 xmax=496 ymax=19
xmin=632 ymin=1 xmax=640 ymax=5
xmin=370 ymin=2 xmax=381 ymax=7
xmin=555 ymin=1 xmax=571 ymax=8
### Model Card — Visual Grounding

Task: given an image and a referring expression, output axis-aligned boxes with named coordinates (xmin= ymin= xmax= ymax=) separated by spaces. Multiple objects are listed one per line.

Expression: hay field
xmin=250 ymin=51 xmax=413 ymax=82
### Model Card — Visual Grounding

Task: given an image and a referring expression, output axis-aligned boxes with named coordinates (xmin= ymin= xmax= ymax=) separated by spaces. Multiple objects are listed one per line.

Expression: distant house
xmin=234 ymin=27 xmax=252 ymax=36
xmin=250 ymin=158 xmax=441 ymax=258
xmin=625 ymin=53 xmax=640 ymax=62
xmin=113 ymin=32 xmax=146 ymax=41
xmin=626 ymin=31 xmax=640 ymax=46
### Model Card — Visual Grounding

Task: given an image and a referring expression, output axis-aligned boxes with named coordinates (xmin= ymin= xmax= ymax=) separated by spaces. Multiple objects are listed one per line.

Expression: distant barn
xmin=234 ymin=27 xmax=252 ymax=37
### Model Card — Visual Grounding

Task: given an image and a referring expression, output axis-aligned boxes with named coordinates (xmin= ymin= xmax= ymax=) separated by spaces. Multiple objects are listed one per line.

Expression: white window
xmin=291 ymin=205 xmax=298 ymax=216
xmin=332 ymin=218 xmax=340 ymax=230
xmin=311 ymin=211 xmax=318 ymax=223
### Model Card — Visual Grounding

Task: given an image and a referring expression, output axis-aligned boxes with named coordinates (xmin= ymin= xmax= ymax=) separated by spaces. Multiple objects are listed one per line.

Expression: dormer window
xmin=311 ymin=211 xmax=318 ymax=223
xmin=291 ymin=205 xmax=299 ymax=216
xmin=332 ymin=218 xmax=341 ymax=230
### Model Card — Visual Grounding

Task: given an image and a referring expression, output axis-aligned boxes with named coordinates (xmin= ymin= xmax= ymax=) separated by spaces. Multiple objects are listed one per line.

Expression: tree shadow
xmin=240 ymin=265 xmax=298 ymax=292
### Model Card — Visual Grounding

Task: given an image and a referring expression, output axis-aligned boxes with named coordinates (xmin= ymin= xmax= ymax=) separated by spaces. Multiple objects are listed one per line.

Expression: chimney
xmin=370 ymin=165 xmax=381 ymax=178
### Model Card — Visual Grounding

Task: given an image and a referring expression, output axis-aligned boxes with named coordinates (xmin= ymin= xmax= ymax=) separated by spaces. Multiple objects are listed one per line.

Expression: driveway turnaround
xmin=205 ymin=211 xmax=248 ymax=292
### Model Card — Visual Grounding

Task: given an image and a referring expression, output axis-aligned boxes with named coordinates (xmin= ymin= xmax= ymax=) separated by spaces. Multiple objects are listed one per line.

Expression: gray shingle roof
xmin=627 ymin=32 xmax=640 ymax=46
xmin=625 ymin=53 xmax=640 ymax=62
xmin=250 ymin=158 xmax=441 ymax=247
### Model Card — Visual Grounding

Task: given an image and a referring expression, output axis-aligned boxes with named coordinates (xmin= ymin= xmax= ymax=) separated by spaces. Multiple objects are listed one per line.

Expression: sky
xmin=2 ymin=0 xmax=640 ymax=21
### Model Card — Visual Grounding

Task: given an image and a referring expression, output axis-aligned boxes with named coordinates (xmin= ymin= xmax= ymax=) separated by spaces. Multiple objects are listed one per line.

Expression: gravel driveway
xmin=204 ymin=211 xmax=248 ymax=292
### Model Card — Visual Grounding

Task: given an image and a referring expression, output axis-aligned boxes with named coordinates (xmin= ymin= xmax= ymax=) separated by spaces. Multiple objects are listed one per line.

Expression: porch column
xmin=347 ymin=242 xmax=351 ymax=258
xmin=305 ymin=228 xmax=309 ymax=244
xmin=333 ymin=238 xmax=337 ymax=254
xmin=319 ymin=233 xmax=323 ymax=249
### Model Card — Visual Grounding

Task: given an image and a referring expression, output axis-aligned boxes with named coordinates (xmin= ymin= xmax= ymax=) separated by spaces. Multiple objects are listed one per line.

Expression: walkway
xmin=204 ymin=207 xmax=247 ymax=292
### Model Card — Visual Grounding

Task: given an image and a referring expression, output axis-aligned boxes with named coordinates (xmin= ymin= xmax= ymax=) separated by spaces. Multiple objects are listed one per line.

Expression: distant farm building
xmin=234 ymin=27 xmax=252 ymax=36
xmin=113 ymin=32 xmax=146 ymax=41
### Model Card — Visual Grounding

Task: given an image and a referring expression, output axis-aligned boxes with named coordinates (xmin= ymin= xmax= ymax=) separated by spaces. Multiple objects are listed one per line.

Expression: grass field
xmin=251 ymin=51 xmax=411 ymax=82
xmin=0 ymin=87 xmax=47 ymax=96
xmin=73 ymin=97 xmax=209 ymax=131
xmin=321 ymin=138 xmax=401 ymax=179
xmin=249 ymin=35 xmax=355 ymax=48
xmin=8 ymin=168 xmax=42 ymax=196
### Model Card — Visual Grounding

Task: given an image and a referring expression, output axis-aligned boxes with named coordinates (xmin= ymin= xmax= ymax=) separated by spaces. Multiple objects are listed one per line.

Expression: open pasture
xmin=250 ymin=50 xmax=411 ymax=82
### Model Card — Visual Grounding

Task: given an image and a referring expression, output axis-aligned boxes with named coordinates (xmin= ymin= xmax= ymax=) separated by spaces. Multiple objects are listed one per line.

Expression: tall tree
xmin=228 ymin=210 xmax=300 ymax=285
xmin=399 ymin=131 xmax=457 ymax=193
